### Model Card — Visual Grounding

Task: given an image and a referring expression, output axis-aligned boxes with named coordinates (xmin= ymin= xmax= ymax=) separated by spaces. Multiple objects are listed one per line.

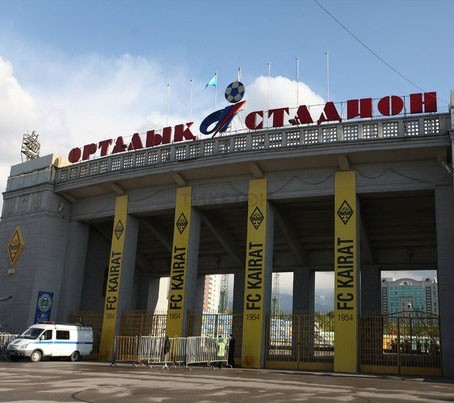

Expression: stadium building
xmin=381 ymin=277 xmax=438 ymax=315
xmin=0 ymin=88 xmax=453 ymax=376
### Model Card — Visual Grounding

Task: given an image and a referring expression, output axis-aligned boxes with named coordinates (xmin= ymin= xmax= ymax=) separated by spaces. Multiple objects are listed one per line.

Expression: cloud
xmin=0 ymin=57 xmax=40 ymax=159
xmin=0 ymin=56 xmax=44 ymax=205
xmin=245 ymin=75 xmax=325 ymax=113
xmin=0 ymin=52 xmax=327 ymax=214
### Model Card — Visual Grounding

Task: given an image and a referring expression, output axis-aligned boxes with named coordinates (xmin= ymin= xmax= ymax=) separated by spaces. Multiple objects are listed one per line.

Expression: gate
xmin=265 ymin=313 xmax=334 ymax=370
xmin=120 ymin=313 xmax=167 ymax=337
xmin=68 ymin=312 xmax=103 ymax=359
xmin=360 ymin=312 xmax=441 ymax=376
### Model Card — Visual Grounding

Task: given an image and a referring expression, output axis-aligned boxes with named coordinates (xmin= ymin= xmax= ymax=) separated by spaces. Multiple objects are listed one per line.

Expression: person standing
xmin=228 ymin=334 xmax=236 ymax=368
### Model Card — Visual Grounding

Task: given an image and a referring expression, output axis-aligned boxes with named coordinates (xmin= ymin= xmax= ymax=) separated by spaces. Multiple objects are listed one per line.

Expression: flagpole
xmin=166 ymin=83 xmax=170 ymax=126
xmin=190 ymin=79 xmax=193 ymax=120
xmin=267 ymin=61 xmax=271 ymax=111
xmin=237 ymin=67 xmax=241 ymax=81
xmin=295 ymin=57 xmax=300 ymax=107
xmin=214 ymin=72 xmax=218 ymax=109
xmin=326 ymin=50 xmax=330 ymax=101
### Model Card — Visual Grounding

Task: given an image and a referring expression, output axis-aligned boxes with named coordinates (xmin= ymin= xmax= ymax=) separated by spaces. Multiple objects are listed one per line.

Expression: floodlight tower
xmin=272 ymin=273 xmax=280 ymax=314
xmin=21 ymin=131 xmax=40 ymax=162
xmin=218 ymin=274 xmax=229 ymax=313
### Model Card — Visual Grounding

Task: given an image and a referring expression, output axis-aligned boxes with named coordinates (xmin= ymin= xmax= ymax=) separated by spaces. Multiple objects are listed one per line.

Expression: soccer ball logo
xmin=225 ymin=81 xmax=245 ymax=103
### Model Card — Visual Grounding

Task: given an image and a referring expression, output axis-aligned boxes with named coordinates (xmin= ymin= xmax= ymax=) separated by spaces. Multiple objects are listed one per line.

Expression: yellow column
xmin=99 ymin=194 xmax=128 ymax=361
xmin=334 ymin=171 xmax=359 ymax=372
xmin=241 ymin=178 xmax=268 ymax=368
xmin=166 ymin=186 xmax=192 ymax=337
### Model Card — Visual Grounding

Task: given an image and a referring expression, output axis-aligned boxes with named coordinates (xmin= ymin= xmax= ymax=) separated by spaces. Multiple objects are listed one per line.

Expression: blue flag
xmin=205 ymin=73 xmax=217 ymax=88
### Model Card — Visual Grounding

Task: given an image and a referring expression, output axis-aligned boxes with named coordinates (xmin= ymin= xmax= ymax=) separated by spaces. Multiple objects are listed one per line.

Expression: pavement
xmin=0 ymin=360 xmax=453 ymax=402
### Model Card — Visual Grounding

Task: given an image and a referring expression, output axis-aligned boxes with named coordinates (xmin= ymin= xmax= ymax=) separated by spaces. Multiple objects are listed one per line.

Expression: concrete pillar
xmin=117 ymin=214 xmax=139 ymax=318
xmin=333 ymin=171 xmax=359 ymax=373
xmin=181 ymin=208 xmax=201 ymax=335
xmin=188 ymin=274 xmax=206 ymax=336
xmin=232 ymin=271 xmax=244 ymax=357
xmin=293 ymin=268 xmax=314 ymax=312
xmin=241 ymin=178 xmax=274 ymax=368
xmin=146 ymin=276 xmax=161 ymax=313
xmin=292 ymin=268 xmax=315 ymax=361
xmin=99 ymin=194 xmax=139 ymax=361
xmin=360 ymin=265 xmax=383 ymax=364
xmin=80 ymin=228 xmax=110 ymax=313
xmin=133 ymin=271 xmax=158 ymax=312
xmin=233 ymin=271 xmax=244 ymax=314
xmin=360 ymin=266 xmax=381 ymax=315
xmin=194 ymin=274 xmax=206 ymax=315
xmin=435 ymin=186 xmax=454 ymax=377
xmin=166 ymin=197 xmax=201 ymax=337
xmin=57 ymin=221 xmax=90 ymax=322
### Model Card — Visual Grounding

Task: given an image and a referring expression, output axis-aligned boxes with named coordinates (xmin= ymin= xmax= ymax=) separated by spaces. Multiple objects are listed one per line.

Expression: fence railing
xmin=0 ymin=333 xmax=18 ymax=360
xmin=266 ymin=313 xmax=334 ymax=366
xmin=112 ymin=335 xmax=230 ymax=369
xmin=69 ymin=310 xmax=441 ymax=375
xmin=360 ymin=312 xmax=441 ymax=374
xmin=120 ymin=313 xmax=167 ymax=337
xmin=56 ymin=114 xmax=450 ymax=184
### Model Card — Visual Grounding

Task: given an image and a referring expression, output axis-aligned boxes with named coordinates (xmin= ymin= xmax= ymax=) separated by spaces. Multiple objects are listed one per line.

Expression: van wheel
xmin=30 ymin=350 xmax=42 ymax=362
xmin=70 ymin=351 xmax=80 ymax=362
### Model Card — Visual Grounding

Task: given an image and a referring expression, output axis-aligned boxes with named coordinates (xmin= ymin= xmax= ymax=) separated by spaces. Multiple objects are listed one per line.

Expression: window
xmin=56 ymin=330 xmax=70 ymax=340
xmin=42 ymin=330 xmax=53 ymax=340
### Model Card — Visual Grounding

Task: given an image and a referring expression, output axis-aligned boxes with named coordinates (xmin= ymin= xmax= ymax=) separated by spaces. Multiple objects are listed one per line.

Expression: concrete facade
xmin=0 ymin=94 xmax=453 ymax=374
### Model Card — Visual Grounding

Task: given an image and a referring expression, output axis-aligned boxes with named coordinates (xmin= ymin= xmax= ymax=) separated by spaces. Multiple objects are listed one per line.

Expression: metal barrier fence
xmin=185 ymin=336 xmax=229 ymax=368
xmin=0 ymin=333 xmax=18 ymax=360
xmin=360 ymin=312 xmax=441 ymax=376
xmin=113 ymin=335 xmax=140 ymax=365
xmin=136 ymin=336 xmax=186 ymax=368
xmin=187 ymin=313 xmax=242 ymax=365
xmin=113 ymin=335 xmax=230 ymax=368
xmin=266 ymin=313 xmax=334 ymax=370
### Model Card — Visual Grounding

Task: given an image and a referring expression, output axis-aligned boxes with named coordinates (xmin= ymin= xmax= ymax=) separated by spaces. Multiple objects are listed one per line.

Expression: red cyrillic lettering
xmin=410 ymin=92 xmax=437 ymax=114
xmin=162 ymin=127 xmax=172 ymax=144
xmin=127 ymin=133 xmax=144 ymax=151
xmin=268 ymin=107 xmax=289 ymax=127
xmin=347 ymin=98 xmax=373 ymax=120
xmin=173 ymin=123 xmax=196 ymax=142
xmin=146 ymin=130 xmax=162 ymax=147
xmin=377 ymin=95 xmax=404 ymax=116
xmin=245 ymin=111 xmax=264 ymax=130
xmin=82 ymin=143 xmax=97 ymax=160
xmin=112 ymin=137 xmax=127 ymax=154
xmin=317 ymin=102 xmax=342 ymax=125
xmin=98 ymin=139 xmax=112 ymax=156
xmin=68 ymin=148 xmax=81 ymax=163
xmin=295 ymin=105 xmax=314 ymax=124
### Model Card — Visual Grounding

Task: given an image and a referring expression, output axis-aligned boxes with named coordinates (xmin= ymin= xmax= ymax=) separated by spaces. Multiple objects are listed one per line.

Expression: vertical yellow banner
xmin=99 ymin=194 xmax=128 ymax=361
xmin=166 ymin=186 xmax=192 ymax=337
xmin=334 ymin=171 xmax=358 ymax=373
xmin=242 ymin=178 xmax=267 ymax=368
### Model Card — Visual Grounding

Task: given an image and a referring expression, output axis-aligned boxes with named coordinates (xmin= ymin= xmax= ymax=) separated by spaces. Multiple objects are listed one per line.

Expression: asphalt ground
xmin=0 ymin=361 xmax=453 ymax=402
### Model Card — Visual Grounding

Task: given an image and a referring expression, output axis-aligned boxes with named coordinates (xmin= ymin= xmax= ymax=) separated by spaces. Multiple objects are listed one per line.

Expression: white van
xmin=6 ymin=323 xmax=93 ymax=362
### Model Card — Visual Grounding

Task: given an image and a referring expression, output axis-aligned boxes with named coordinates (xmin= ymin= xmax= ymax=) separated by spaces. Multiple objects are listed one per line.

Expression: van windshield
xmin=21 ymin=327 xmax=44 ymax=339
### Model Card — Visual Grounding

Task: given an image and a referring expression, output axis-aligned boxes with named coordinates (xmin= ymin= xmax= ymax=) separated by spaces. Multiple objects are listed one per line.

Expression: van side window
xmin=43 ymin=330 xmax=52 ymax=340
xmin=56 ymin=330 xmax=70 ymax=340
